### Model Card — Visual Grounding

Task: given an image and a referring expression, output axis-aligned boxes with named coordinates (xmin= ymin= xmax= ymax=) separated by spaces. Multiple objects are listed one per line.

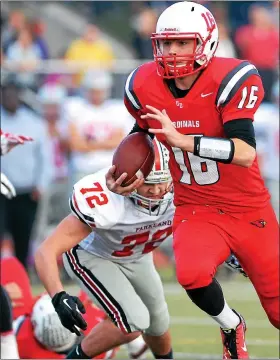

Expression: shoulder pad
xmin=124 ymin=62 xmax=156 ymax=111
xmin=70 ymin=169 xmax=125 ymax=229
xmin=213 ymin=58 xmax=260 ymax=107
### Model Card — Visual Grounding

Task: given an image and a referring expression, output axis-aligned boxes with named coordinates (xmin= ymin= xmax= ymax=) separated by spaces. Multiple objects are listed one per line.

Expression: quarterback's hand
xmin=225 ymin=254 xmax=248 ymax=278
xmin=141 ymin=105 xmax=187 ymax=148
xmin=105 ymin=165 xmax=144 ymax=196
xmin=51 ymin=291 xmax=87 ymax=336
xmin=1 ymin=131 xmax=33 ymax=155
xmin=1 ymin=173 xmax=16 ymax=199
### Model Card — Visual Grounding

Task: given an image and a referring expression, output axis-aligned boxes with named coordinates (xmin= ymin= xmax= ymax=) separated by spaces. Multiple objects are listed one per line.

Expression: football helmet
xmin=31 ymin=294 xmax=77 ymax=353
xmin=151 ymin=1 xmax=219 ymax=78
xmin=130 ymin=138 xmax=173 ymax=216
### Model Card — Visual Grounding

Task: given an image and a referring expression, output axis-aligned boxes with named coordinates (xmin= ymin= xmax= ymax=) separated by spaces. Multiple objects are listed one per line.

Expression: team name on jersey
xmin=172 ymin=120 xmax=200 ymax=128
xmin=136 ymin=220 xmax=172 ymax=232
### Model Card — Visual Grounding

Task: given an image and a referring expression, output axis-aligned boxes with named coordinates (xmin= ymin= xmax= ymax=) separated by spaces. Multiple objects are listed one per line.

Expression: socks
xmin=186 ymin=278 xmax=240 ymax=329
xmin=212 ymin=303 xmax=240 ymax=329
xmin=186 ymin=278 xmax=225 ymax=316
xmin=153 ymin=349 xmax=173 ymax=359
xmin=126 ymin=335 xmax=147 ymax=354
xmin=66 ymin=343 xmax=91 ymax=359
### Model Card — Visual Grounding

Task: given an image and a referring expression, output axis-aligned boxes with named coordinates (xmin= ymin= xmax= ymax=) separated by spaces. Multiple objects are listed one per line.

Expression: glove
xmin=1 ymin=173 xmax=16 ymax=199
xmin=1 ymin=131 xmax=33 ymax=155
xmin=52 ymin=291 xmax=87 ymax=336
xmin=225 ymin=254 xmax=248 ymax=278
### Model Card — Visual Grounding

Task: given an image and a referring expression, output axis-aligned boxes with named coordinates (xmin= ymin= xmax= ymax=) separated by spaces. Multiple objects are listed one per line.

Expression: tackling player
xmin=105 ymin=2 xmax=279 ymax=359
xmin=1 ymin=129 xmax=33 ymax=359
xmin=35 ymin=139 xmax=174 ymax=359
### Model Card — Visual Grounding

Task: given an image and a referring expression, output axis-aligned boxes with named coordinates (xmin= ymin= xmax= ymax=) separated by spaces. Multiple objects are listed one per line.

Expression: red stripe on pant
xmin=67 ymin=249 xmax=128 ymax=333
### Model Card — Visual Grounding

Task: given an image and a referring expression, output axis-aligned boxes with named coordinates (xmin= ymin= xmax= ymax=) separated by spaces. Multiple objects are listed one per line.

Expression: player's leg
xmin=231 ymin=203 xmax=280 ymax=329
xmin=8 ymin=194 xmax=38 ymax=267
xmin=63 ymin=246 xmax=149 ymax=358
xmin=173 ymin=211 xmax=248 ymax=359
xmin=126 ymin=253 xmax=173 ymax=359
xmin=0 ymin=285 xmax=19 ymax=359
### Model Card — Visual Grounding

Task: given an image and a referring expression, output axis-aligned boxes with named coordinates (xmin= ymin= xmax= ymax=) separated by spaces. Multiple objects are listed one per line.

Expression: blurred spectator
xmin=234 ymin=4 xmax=279 ymax=102
xmin=254 ymin=81 xmax=279 ymax=219
xmin=0 ymin=81 xmax=53 ymax=268
xmin=29 ymin=19 xmax=49 ymax=59
xmin=2 ymin=10 xmax=26 ymax=52
xmin=65 ymin=24 xmax=115 ymax=86
xmin=227 ymin=1 xmax=271 ymax=33
xmin=65 ymin=70 xmax=133 ymax=182
xmin=5 ymin=25 xmax=45 ymax=89
xmin=32 ymin=84 xmax=70 ymax=246
xmin=215 ymin=22 xmax=236 ymax=58
xmin=131 ymin=7 xmax=157 ymax=59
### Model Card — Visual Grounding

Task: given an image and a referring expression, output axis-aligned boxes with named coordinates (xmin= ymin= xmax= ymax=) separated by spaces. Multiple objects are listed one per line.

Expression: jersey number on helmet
xmin=112 ymin=227 xmax=172 ymax=257
xmin=80 ymin=182 xmax=109 ymax=208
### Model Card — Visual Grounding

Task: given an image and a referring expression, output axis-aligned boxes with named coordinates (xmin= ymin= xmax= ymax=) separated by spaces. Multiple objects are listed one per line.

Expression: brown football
xmin=112 ymin=133 xmax=155 ymax=187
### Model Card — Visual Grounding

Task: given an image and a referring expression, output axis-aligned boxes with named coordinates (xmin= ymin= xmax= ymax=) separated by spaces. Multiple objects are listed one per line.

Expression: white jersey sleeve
xmin=69 ymin=168 xmax=125 ymax=229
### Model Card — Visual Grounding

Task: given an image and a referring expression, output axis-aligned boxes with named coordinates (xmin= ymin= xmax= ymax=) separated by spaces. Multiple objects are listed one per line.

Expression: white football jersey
xmin=254 ymin=103 xmax=279 ymax=181
xmin=70 ymin=168 xmax=175 ymax=263
xmin=64 ymin=98 xmax=134 ymax=174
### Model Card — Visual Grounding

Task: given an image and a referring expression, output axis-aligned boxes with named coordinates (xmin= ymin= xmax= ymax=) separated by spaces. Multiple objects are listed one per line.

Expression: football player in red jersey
xmin=106 ymin=1 xmax=279 ymax=359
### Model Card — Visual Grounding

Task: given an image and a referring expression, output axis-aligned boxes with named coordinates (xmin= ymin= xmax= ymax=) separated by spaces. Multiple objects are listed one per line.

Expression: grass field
xmin=33 ymin=274 xmax=279 ymax=359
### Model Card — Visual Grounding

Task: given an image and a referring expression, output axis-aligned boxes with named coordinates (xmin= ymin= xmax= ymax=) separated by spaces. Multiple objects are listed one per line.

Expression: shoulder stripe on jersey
xmin=71 ymin=193 xmax=96 ymax=227
xmin=124 ymin=67 xmax=142 ymax=111
xmin=69 ymin=197 xmax=87 ymax=225
xmin=216 ymin=61 xmax=259 ymax=107
xmin=66 ymin=246 xmax=131 ymax=333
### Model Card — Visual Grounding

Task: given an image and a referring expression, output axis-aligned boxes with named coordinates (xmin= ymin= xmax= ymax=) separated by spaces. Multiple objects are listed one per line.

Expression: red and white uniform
xmin=124 ymin=57 xmax=279 ymax=329
xmin=125 ymin=57 xmax=269 ymax=212
xmin=1 ymin=257 xmax=117 ymax=359
xmin=70 ymin=168 xmax=174 ymax=263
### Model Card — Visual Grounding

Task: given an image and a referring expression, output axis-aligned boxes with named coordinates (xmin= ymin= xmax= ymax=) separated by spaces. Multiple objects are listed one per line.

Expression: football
xmin=112 ymin=133 xmax=155 ymax=186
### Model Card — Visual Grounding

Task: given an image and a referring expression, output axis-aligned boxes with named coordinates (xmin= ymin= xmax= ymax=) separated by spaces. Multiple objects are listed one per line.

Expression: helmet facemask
xmin=152 ymin=30 xmax=216 ymax=79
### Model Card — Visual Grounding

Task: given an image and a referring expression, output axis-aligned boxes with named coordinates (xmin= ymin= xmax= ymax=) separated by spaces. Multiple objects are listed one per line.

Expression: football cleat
xmin=220 ymin=310 xmax=249 ymax=359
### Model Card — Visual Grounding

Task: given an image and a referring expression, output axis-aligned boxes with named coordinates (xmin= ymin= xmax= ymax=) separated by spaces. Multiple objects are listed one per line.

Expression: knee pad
xmin=144 ymin=302 xmax=170 ymax=336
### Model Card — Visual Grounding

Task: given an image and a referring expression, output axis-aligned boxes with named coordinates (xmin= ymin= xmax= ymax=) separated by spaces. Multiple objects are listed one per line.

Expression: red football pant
xmin=173 ymin=203 xmax=279 ymax=329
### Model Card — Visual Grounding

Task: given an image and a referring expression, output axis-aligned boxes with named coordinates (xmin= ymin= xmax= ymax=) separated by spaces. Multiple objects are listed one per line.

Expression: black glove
xmin=52 ymin=291 xmax=87 ymax=336
xmin=225 ymin=254 xmax=248 ymax=278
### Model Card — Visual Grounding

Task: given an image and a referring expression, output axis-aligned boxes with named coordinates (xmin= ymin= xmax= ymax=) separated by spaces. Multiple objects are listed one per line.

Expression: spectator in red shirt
xmin=235 ymin=4 xmax=279 ymax=101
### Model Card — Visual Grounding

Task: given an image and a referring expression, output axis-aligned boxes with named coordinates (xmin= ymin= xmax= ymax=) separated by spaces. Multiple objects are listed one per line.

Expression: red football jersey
xmin=124 ymin=57 xmax=270 ymax=213
xmin=15 ymin=291 xmax=116 ymax=359
xmin=15 ymin=315 xmax=65 ymax=359
xmin=1 ymin=257 xmax=34 ymax=319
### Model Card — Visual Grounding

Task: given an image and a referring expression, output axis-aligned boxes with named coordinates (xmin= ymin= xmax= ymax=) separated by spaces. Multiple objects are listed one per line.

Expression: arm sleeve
xmin=223 ymin=119 xmax=256 ymax=149
xmin=219 ymin=74 xmax=264 ymax=124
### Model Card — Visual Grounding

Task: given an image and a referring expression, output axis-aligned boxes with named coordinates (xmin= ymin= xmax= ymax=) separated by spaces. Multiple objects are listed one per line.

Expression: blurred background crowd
xmin=0 ymin=1 xmax=279 ymax=279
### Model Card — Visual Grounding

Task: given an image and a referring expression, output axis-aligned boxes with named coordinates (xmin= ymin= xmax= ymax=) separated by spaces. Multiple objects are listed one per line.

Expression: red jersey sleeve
xmin=215 ymin=61 xmax=264 ymax=124
xmin=124 ymin=67 xmax=149 ymax=130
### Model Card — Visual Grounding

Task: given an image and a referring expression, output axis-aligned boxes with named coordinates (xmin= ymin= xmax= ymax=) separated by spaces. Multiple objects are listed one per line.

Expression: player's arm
xmin=35 ymin=214 xmax=91 ymax=297
xmin=35 ymin=214 xmax=89 ymax=335
xmin=145 ymin=72 xmax=263 ymax=168
xmin=68 ymin=122 xmax=124 ymax=153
